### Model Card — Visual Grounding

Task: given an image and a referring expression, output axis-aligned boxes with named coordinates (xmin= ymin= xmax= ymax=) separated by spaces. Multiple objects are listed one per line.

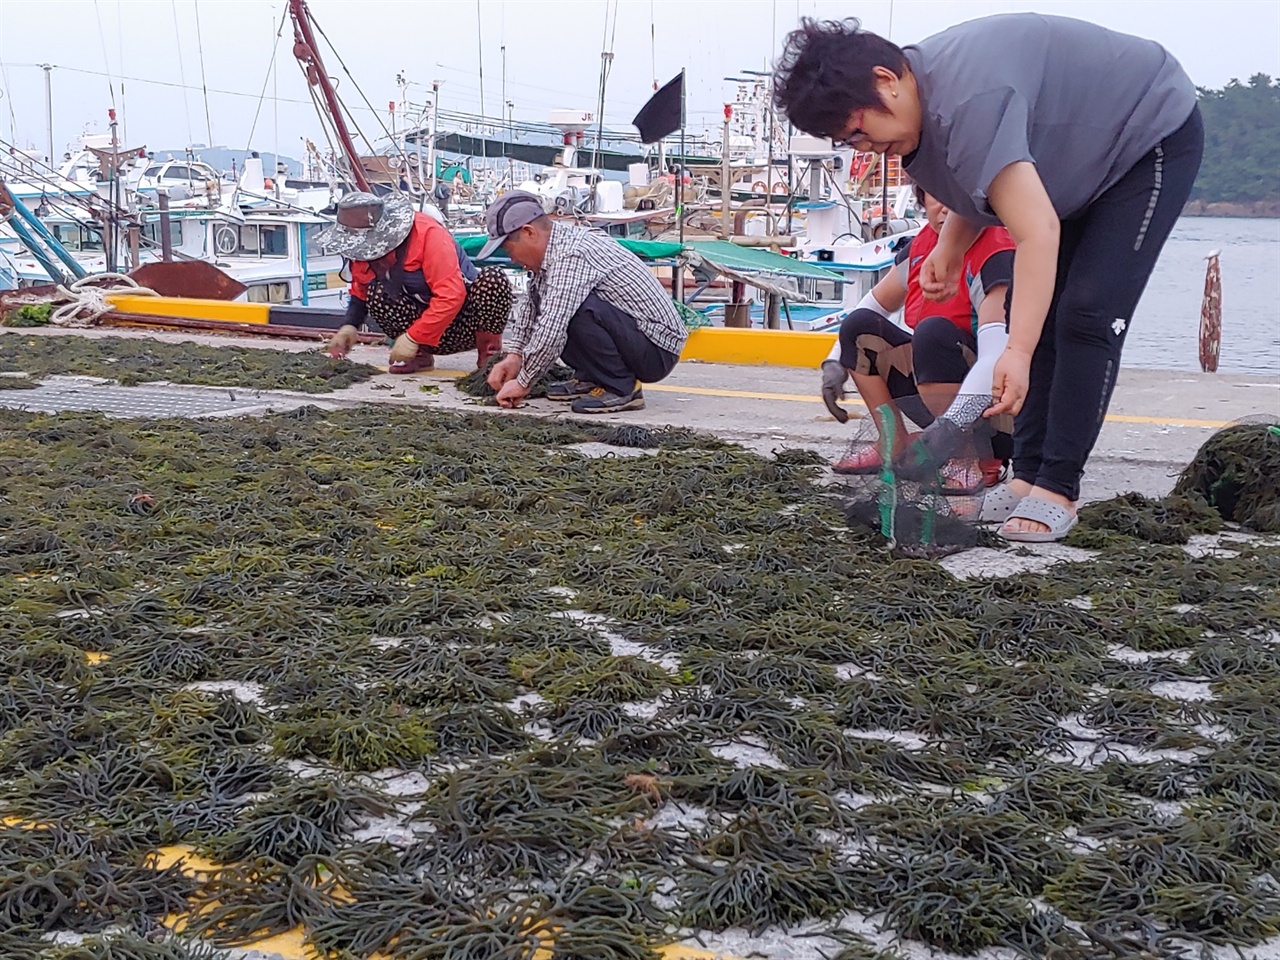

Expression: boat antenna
xmin=650 ymin=0 xmax=657 ymax=92
xmin=500 ymin=1 xmax=508 ymax=152
xmin=192 ymin=0 xmax=215 ymax=148
xmin=243 ymin=7 xmax=289 ymax=172
xmin=591 ymin=0 xmax=619 ymax=172
xmin=476 ymin=0 xmax=487 ymax=168
xmin=169 ymin=0 xmax=194 ymax=147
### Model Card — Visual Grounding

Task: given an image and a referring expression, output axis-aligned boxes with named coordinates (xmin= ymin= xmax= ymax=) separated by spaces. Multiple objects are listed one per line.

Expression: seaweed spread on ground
xmin=455 ymin=354 xmax=576 ymax=399
xmin=0 ymin=334 xmax=378 ymax=393
xmin=0 ymin=398 xmax=1278 ymax=960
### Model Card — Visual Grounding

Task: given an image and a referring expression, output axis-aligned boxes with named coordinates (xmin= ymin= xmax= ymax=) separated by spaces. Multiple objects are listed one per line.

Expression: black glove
xmin=820 ymin=360 xmax=849 ymax=423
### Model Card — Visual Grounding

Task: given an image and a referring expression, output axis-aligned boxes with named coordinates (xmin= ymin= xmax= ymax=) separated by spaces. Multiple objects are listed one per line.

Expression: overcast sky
xmin=1 ymin=0 xmax=1277 ymax=161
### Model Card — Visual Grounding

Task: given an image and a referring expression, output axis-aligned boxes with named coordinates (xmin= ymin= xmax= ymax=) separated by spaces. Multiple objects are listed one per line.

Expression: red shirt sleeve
xmin=348 ymin=262 xmax=369 ymax=302
xmin=405 ymin=221 xmax=467 ymax=347
xmin=964 ymin=227 xmax=1015 ymax=272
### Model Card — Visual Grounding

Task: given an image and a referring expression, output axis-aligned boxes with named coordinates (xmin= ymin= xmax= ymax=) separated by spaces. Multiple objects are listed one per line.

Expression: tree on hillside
xmin=1191 ymin=74 xmax=1280 ymax=204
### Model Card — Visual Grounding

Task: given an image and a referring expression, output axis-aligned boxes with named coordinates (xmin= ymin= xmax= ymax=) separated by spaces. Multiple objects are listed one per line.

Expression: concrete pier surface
xmin=3 ymin=326 xmax=1276 ymax=504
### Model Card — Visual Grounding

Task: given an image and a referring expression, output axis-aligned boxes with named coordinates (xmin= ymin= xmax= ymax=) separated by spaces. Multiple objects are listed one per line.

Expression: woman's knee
xmin=912 ymin=316 xmax=972 ymax=384
xmin=838 ymin=309 xmax=898 ymax=365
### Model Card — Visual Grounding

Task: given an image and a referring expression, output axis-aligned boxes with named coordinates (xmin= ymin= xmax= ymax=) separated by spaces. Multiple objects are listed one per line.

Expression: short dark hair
xmin=773 ymin=18 xmax=907 ymax=139
xmin=912 ymin=183 xmax=926 ymax=207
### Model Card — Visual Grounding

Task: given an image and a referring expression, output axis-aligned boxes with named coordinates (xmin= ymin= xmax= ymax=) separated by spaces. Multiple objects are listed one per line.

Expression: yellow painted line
xmin=1102 ymin=413 xmax=1231 ymax=428
xmin=107 ymin=294 xmax=271 ymax=325
xmin=645 ymin=382 xmax=865 ymax=408
xmin=425 ymin=370 xmax=1228 ymax=428
xmin=680 ymin=327 xmax=836 ymax=368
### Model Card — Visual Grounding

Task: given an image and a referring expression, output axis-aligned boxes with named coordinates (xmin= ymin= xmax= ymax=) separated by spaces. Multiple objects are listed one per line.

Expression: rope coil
xmin=48 ymin=273 xmax=159 ymax=326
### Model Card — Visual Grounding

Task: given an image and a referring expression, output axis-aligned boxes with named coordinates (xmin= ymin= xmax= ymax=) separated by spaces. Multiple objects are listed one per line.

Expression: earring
xmin=892 ymin=91 xmax=899 ymax=98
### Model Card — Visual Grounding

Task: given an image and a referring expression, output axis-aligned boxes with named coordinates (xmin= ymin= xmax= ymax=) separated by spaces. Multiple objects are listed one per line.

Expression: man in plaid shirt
xmin=480 ymin=191 xmax=687 ymax=413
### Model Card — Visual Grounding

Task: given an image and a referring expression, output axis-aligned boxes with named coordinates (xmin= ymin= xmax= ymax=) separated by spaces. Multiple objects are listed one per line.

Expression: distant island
xmin=1186 ymin=74 xmax=1279 ymax=218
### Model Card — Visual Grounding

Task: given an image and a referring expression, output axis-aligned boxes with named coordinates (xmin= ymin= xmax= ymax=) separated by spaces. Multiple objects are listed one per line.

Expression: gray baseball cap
xmin=477 ymin=190 xmax=547 ymax=260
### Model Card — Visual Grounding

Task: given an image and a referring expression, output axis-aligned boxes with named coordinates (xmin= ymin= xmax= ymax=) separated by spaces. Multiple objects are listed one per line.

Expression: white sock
xmin=941 ymin=323 xmax=1009 ymax=428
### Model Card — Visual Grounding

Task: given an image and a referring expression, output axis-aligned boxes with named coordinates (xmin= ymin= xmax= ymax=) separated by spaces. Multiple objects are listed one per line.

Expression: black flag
xmin=632 ymin=72 xmax=684 ymax=144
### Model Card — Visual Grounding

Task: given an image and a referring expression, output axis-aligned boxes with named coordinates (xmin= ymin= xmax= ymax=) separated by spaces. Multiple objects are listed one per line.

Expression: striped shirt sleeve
xmin=516 ymin=249 xmax=609 ymax=388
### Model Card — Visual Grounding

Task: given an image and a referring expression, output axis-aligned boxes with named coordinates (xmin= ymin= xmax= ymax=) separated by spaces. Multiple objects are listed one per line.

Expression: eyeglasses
xmin=834 ymin=111 xmax=868 ymax=149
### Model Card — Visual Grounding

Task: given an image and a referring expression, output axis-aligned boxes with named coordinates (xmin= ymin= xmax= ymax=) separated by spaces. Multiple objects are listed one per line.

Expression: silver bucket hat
xmin=318 ymin=192 xmax=415 ymax=261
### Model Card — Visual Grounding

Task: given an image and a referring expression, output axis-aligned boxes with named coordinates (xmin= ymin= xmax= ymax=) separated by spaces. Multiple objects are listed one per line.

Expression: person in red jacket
xmin=320 ymin=192 xmax=510 ymax=373
xmin=823 ymin=188 xmax=1014 ymax=487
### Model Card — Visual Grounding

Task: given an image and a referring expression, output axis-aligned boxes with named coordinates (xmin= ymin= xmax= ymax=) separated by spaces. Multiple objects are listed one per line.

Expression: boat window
xmin=809 ymin=279 xmax=844 ymax=303
xmin=259 ymin=225 xmax=289 ymax=257
xmin=78 ymin=226 xmax=104 ymax=252
xmin=164 ymin=165 xmax=193 ymax=181
xmin=142 ymin=219 xmax=183 ymax=247
xmin=245 ymin=282 xmax=290 ymax=304
xmin=49 ymin=224 xmax=80 ymax=252
xmin=239 ymin=225 xmax=261 ymax=256
xmin=143 ymin=165 xmax=165 ymax=178
xmin=303 ymin=223 xmax=326 ymax=258
xmin=212 ymin=223 xmax=289 ymax=258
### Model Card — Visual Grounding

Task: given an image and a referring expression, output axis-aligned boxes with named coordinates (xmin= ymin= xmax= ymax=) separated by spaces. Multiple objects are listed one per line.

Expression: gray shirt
xmin=902 ymin=14 xmax=1197 ymax=226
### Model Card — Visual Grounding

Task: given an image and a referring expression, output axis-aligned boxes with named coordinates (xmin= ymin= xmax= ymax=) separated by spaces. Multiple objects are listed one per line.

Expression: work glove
xmin=820 ymin=359 xmax=849 ymax=423
xmin=327 ymin=325 xmax=358 ymax=359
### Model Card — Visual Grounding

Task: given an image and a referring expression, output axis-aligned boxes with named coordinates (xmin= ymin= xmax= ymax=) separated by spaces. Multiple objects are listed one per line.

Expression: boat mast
xmin=287 ymin=0 xmax=371 ymax=192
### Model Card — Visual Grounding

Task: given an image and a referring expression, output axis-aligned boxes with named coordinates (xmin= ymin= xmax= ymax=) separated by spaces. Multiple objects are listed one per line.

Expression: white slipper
xmin=980 ymin=485 xmax=1024 ymax=524
xmin=999 ymin=496 xmax=1078 ymax=543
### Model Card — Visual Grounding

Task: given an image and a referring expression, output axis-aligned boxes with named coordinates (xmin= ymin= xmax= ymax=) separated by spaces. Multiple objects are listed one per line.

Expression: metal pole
xmin=785 ymin=119 xmax=794 ymax=234
xmin=1 ymin=205 xmax=69 ymax=284
xmin=427 ymin=82 xmax=439 ymax=190
xmin=415 ymin=106 xmax=426 ymax=194
xmin=158 ymin=190 xmax=174 ymax=261
xmin=42 ymin=64 xmax=54 ymax=167
xmin=765 ymin=74 xmax=775 ymax=204
xmin=0 ymin=184 xmax=83 ymax=280
xmin=881 ymin=164 xmax=889 ymax=234
xmin=720 ymin=107 xmax=731 ymax=239
xmin=108 ymin=108 xmax=120 ymax=275
xmin=298 ymin=221 xmax=310 ymax=305
xmin=674 ymin=68 xmax=686 ymax=304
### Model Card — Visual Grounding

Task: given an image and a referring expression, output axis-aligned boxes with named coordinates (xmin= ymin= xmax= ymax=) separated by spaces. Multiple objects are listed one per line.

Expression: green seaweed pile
xmin=1 ymin=304 xmax=54 ymax=328
xmin=0 ymin=333 xmax=378 ymax=393
xmin=1174 ymin=421 xmax=1280 ymax=533
xmin=455 ymin=354 xmax=577 ymax=400
xmin=1 ymin=400 xmax=1278 ymax=959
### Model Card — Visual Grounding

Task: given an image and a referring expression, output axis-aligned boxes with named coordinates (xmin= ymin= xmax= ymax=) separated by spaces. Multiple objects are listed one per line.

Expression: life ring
xmin=867 ymin=205 xmax=884 ymax=219
xmin=771 ymin=182 xmax=787 ymax=195
xmin=752 ymin=181 xmax=768 ymax=194
xmin=214 ymin=224 xmax=238 ymax=256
